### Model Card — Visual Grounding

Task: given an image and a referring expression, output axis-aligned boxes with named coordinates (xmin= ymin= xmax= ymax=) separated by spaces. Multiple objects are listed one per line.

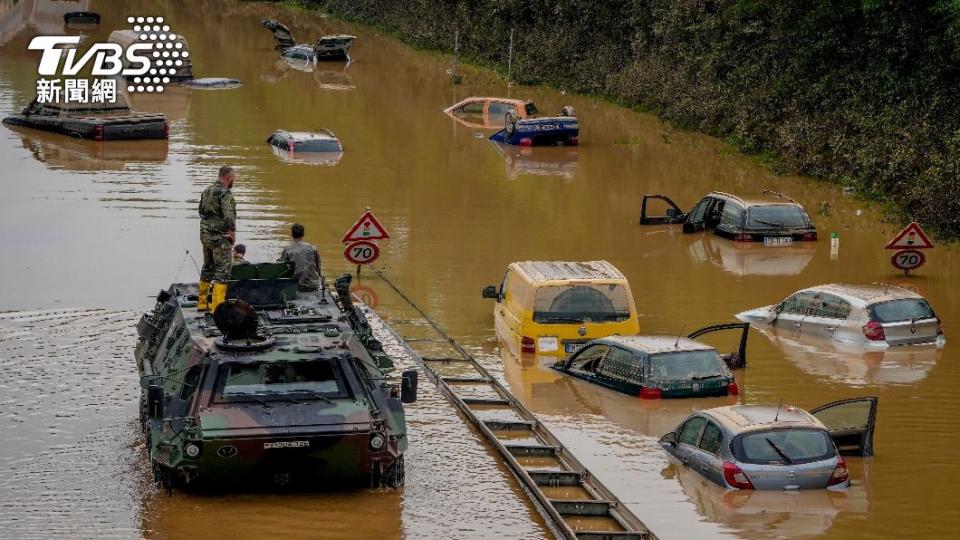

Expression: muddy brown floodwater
xmin=1 ymin=0 xmax=958 ymax=538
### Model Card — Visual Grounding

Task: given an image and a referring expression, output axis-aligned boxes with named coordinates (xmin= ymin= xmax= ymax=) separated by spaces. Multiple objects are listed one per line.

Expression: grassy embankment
xmin=276 ymin=0 xmax=960 ymax=240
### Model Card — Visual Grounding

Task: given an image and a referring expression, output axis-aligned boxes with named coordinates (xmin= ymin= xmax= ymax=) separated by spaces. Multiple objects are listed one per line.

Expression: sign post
xmin=885 ymin=222 xmax=933 ymax=275
xmin=342 ymin=208 xmax=390 ymax=274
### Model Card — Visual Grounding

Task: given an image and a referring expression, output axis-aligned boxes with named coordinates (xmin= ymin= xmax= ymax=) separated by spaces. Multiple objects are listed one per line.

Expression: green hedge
xmin=300 ymin=0 xmax=960 ymax=239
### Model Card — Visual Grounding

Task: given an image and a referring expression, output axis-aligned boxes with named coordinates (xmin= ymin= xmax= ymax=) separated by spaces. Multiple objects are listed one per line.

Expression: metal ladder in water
xmin=370 ymin=270 xmax=655 ymax=540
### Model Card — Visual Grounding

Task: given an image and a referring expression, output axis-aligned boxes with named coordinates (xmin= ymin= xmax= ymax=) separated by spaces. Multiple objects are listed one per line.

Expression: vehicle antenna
xmin=674 ymin=324 xmax=686 ymax=347
xmin=774 ymin=398 xmax=783 ymax=422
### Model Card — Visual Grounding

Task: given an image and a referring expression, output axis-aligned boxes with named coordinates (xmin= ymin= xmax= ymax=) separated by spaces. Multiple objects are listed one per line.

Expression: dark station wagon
xmin=552 ymin=323 xmax=748 ymax=399
xmin=640 ymin=191 xmax=817 ymax=244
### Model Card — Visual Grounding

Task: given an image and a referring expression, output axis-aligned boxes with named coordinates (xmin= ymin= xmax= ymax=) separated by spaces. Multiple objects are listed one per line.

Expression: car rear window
xmin=648 ymin=350 xmax=724 ymax=382
xmin=533 ymin=284 xmax=632 ymax=323
xmin=294 ymin=139 xmax=339 ymax=152
xmin=733 ymin=428 xmax=834 ymax=465
xmin=747 ymin=205 xmax=811 ymax=229
xmin=870 ymin=298 xmax=936 ymax=323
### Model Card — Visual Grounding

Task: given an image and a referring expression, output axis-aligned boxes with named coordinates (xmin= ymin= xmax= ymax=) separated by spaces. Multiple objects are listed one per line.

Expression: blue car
xmin=490 ymin=107 xmax=579 ymax=147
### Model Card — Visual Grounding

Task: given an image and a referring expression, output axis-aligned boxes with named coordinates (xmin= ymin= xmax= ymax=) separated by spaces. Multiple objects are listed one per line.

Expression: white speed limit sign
xmin=344 ymin=240 xmax=380 ymax=265
xmin=891 ymin=249 xmax=925 ymax=272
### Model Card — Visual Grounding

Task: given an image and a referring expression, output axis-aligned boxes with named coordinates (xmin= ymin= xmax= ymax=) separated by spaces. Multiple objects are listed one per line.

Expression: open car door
xmin=687 ymin=322 xmax=749 ymax=368
xmin=810 ymin=397 xmax=878 ymax=457
xmin=639 ymin=195 xmax=686 ymax=225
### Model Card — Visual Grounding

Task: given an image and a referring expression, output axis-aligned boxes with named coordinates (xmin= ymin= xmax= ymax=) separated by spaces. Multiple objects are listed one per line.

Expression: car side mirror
xmin=660 ymin=432 xmax=678 ymax=446
xmin=482 ymin=285 xmax=499 ymax=300
xmin=147 ymin=385 xmax=165 ymax=419
xmin=400 ymin=370 xmax=418 ymax=404
xmin=666 ymin=208 xmax=680 ymax=218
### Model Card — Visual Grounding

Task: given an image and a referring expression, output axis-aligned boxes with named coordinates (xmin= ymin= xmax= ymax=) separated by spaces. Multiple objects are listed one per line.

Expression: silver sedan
xmin=737 ymin=283 xmax=944 ymax=347
xmin=660 ymin=398 xmax=877 ymax=490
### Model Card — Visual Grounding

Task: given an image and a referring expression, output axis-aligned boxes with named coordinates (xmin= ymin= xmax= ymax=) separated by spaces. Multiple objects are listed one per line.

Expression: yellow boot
xmin=210 ymin=282 xmax=229 ymax=314
xmin=196 ymin=281 xmax=211 ymax=311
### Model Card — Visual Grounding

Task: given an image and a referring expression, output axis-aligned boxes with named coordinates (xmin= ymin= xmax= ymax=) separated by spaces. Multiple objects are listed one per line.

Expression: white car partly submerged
xmin=736 ymin=283 xmax=945 ymax=348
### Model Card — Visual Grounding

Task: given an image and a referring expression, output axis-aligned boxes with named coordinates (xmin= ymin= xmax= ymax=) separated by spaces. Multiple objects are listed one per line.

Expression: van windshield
xmin=648 ymin=350 xmax=724 ymax=381
xmin=220 ymin=360 xmax=344 ymax=397
xmin=747 ymin=205 xmax=811 ymax=229
xmin=870 ymin=298 xmax=936 ymax=322
xmin=733 ymin=429 xmax=834 ymax=465
xmin=533 ymin=284 xmax=632 ymax=323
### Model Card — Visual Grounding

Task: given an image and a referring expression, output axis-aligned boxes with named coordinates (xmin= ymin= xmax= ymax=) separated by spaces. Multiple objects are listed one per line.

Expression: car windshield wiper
xmin=301 ymin=390 xmax=334 ymax=404
xmin=542 ymin=316 xmax=584 ymax=323
xmin=765 ymin=437 xmax=794 ymax=464
xmin=691 ymin=374 xmax=724 ymax=381
xmin=751 ymin=218 xmax=784 ymax=228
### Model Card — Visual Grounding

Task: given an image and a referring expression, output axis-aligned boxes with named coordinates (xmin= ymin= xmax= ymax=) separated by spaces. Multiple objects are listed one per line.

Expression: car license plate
xmin=539 ymin=124 xmax=558 ymax=131
xmin=565 ymin=342 xmax=584 ymax=353
xmin=764 ymin=237 xmax=793 ymax=246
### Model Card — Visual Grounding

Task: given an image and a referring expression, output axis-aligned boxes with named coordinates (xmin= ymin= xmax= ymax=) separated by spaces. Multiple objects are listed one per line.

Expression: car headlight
xmin=369 ymin=433 xmax=386 ymax=451
xmin=184 ymin=442 xmax=201 ymax=458
xmin=537 ymin=336 xmax=559 ymax=352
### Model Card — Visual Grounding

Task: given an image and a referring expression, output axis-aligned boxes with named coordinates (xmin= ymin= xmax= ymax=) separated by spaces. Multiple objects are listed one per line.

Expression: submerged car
xmin=483 ymin=261 xmax=640 ymax=357
xmin=660 ymin=398 xmax=878 ymax=490
xmin=490 ymin=106 xmax=579 ymax=147
xmin=261 ymin=18 xmax=355 ymax=61
xmin=552 ymin=323 xmax=748 ymax=399
xmin=3 ymin=93 xmax=168 ymax=141
xmin=640 ymin=191 xmax=817 ymax=243
xmin=737 ymin=283 xmax=944 ymax=348
xmin=267 ymin=129 xmax=343 ymax=156
xmin=444 ymin=97 xmax=539 ymax=129
xmin=135 ymin=268 xmax=416 ymax=489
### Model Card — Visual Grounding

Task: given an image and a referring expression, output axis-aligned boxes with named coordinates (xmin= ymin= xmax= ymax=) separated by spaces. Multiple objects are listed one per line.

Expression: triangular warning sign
xmin=885 ymin=222 xmax=934 ymax=250
xmin=342 ymin=210 xmax=390 ymax=243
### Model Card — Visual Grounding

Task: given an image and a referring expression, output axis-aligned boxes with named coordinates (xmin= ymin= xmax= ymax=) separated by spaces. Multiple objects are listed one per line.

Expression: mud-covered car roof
xmin=708 ymin=191 xmax=804 ymax=207
xmin=705 ymin=404 xmax=824 ymax=432
xmin=597 ymin=335 xmax=715 ymax=355
xmin=798 ymin=283 xmax=923 ymax=306
xmin=273 ymin=129 xmax=338 ymax=141
xmin=512 ymin=260 xmax=626 ymax=283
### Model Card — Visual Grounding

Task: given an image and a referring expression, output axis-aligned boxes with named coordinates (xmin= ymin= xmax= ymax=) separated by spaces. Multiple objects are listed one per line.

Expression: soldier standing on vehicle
xmin=278 ymin=223 xmax=321 ymax=291
xmin=197 ymin=166 xmax=236 ymax=312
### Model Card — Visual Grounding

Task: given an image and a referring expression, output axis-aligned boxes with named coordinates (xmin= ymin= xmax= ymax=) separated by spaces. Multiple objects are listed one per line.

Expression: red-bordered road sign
xmin=342 ymin=210 xmax=390 ymax=243
xmin=344 ymin=240 xmax=380 ymax=265
xmin=891 ymin=249 xmax=926 ymax=272
xmin=350 ymin=284 xmax=380 ymax=308
xmin=885 ymin=222 xmax=934 ymax=250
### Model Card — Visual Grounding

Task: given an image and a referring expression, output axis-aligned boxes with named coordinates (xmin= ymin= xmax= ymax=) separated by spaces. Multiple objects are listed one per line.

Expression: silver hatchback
xmin=737 ymin=283 xmax=944 ymax=347
xmin=660 ymin=398 xmax=877 ymax=490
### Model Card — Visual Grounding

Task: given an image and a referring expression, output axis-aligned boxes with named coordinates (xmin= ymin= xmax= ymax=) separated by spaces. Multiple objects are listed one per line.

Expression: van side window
xmin=499 ymin=270 xmax=511 ymax=300
xmin=679 ymin=416 xmax=707 ymax=446
xmin=596 ymin=346 xmax=642 ymax=383
xmin=698 ymin=421 xmax=723 ymax=454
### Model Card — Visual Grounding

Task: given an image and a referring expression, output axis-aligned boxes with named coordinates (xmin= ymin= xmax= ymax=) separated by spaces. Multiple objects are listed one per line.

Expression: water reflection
xmin=752 ymin=326 xmax=942 ymax=386
xmin=489 ymin=141 xmax=578 ymax=181
xmin=126 ymin=85 xmax=192 ymax=122
xmin=688 ymin=234 xmax=817 ymax=276
xmin=261 ymin=56 xmax=354 ymax=91
xmin=10 ymin=125 xmax=168 ymax=170
xmin=0 ymin=0 xmax=89 ymax=47
xmin=664 ymin=459 xmax=869 ymax=538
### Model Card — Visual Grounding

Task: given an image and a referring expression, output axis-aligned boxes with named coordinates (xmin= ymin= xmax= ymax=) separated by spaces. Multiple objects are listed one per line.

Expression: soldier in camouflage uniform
xmin=197 ymin=166 xmax=237 ymax=312
xmin=278 ymin=223 xmax=321 ymax=291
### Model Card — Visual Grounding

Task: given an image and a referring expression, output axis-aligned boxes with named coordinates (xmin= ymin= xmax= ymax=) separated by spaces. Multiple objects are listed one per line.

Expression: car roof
xmin=705 ymin=404 xmax=825 ymax=432
xmin=445 ymin=97 xmax=531 ymax=110
xmin=799 ymin=283 xmax=923 ymax=306
xmin=600 ymin=335 xmax=715 ymax=354
xmin=511 ymin=260 xmax=626 ymax=283
xmin=274 ymin=129 xmax=338 ymax=141
xmin=707 ymin=191 xmax=802 ymax=207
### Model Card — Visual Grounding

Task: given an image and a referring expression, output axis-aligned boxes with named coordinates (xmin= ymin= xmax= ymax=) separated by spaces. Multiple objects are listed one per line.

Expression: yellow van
xmin=482 ymin=261 xmax=640 ymax=356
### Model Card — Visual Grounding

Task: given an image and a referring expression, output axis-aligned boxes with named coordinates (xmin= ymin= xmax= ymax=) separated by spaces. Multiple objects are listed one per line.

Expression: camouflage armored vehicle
xmin=134 ymin=264 xmax=416 ymax=490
